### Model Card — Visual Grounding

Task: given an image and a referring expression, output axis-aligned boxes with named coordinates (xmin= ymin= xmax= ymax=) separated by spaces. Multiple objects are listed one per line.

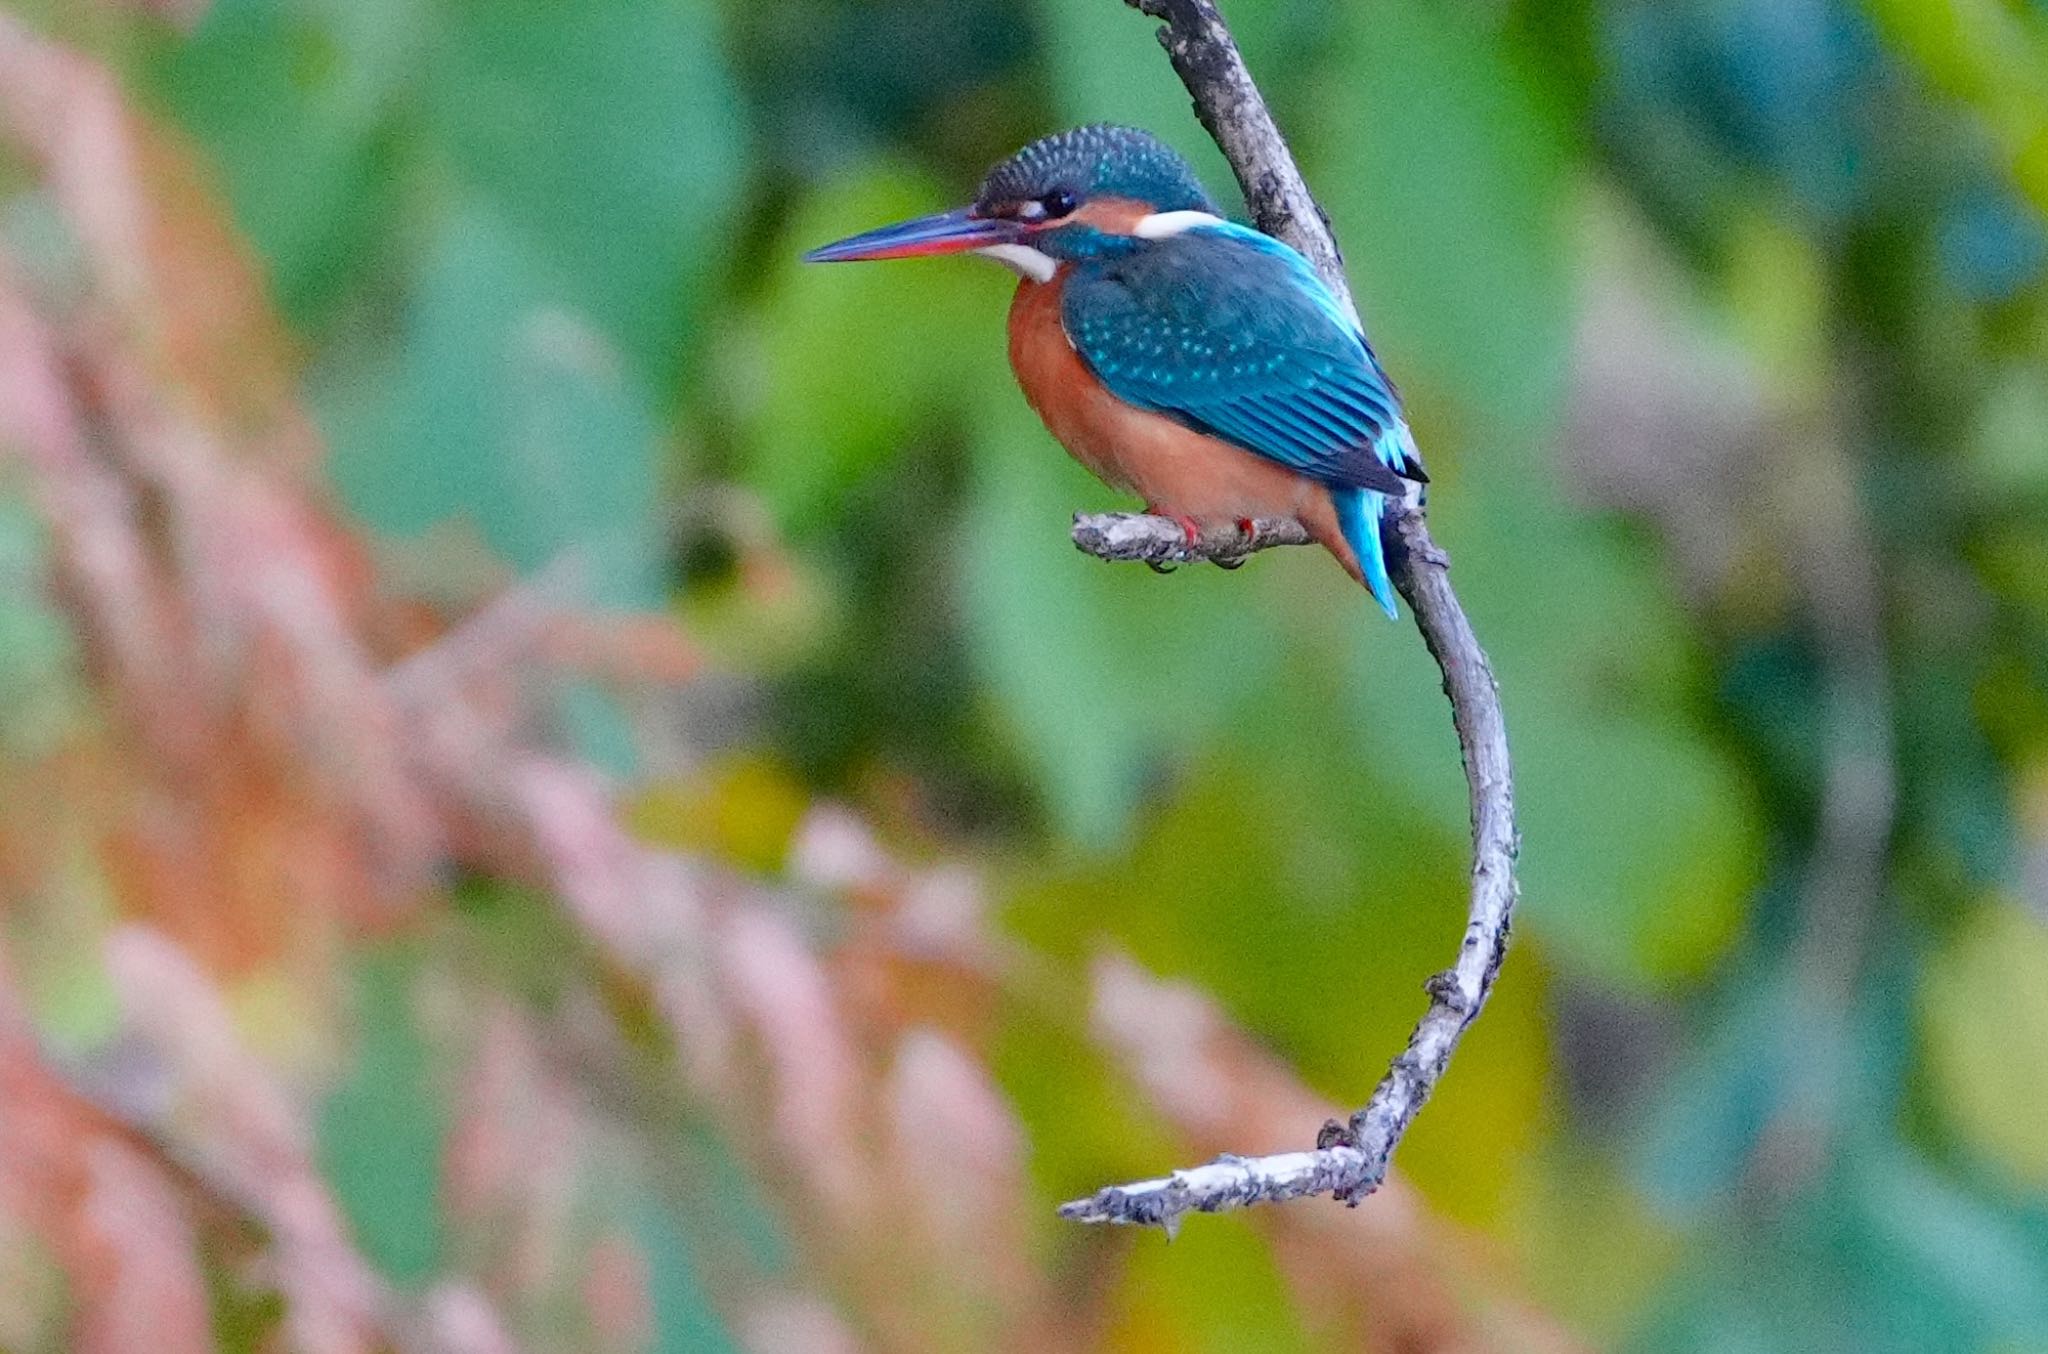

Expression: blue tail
xmin=1335 ymin=486 xmax=1398 ymax=619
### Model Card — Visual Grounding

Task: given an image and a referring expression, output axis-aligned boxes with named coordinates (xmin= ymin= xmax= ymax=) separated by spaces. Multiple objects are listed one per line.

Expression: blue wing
xmin=1059 ymin=221 xmax=1422 ymax=494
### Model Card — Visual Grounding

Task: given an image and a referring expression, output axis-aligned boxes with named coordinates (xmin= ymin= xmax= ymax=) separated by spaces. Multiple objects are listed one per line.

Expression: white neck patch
xmin=975 ymin=243 xmax=1057 ymax=282
xmin=1133 ymin=210 xmax=1226 ymax=240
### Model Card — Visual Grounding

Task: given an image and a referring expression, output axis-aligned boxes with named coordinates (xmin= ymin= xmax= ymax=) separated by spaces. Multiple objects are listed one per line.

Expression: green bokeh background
xmin=9 ymin=0 xmax=2048 ymax=1347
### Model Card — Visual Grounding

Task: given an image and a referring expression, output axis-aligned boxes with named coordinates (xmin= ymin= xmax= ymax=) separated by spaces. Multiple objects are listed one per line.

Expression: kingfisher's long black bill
xmin=803 ymin=205 xmax=1021 ymax=262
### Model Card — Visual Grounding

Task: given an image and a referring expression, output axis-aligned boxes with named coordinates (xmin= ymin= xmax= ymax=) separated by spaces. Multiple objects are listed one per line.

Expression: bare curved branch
xmin=1061 ymin=0 xmax=1521 ymax=1231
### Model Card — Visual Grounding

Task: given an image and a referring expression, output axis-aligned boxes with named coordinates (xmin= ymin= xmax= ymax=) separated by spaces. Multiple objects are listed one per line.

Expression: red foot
xmin=1144 ymin=506 xmax=1203 ymax=548
xmin=1235 ymin=517 xmax=1260 ymax=550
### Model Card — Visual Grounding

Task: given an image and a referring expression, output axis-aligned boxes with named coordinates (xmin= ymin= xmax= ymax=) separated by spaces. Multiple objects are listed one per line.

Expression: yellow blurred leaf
xmin=1395 ymin=934 xmax=1554 ymax=1229
xmin=1105 ymin=1214 xmax=1314 ymax=1354
xmin=627 ymin=754 xmax=809 ymax=874
xmin=1920 ymin=899 xmax=2048 ymax=1186
xmin=228 ymin=965 xmax=335 ymax=1075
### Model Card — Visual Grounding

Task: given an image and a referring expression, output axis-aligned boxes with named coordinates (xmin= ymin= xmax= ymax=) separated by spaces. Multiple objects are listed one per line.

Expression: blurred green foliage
xmin=15 ymin=0 xmax=2046 ymax=1345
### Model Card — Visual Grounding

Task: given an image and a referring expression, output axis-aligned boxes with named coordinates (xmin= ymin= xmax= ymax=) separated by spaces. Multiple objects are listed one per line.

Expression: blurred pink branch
xmin=1062 ymin=0 xmax=1522 ymax=1231
xmin=0 ymin=946 xmax=519 ymax=1354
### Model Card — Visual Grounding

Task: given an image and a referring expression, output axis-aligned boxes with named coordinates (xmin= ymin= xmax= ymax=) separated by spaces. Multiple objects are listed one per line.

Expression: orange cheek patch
xmin=1066 ymin=196 xmax=1153 ymax=235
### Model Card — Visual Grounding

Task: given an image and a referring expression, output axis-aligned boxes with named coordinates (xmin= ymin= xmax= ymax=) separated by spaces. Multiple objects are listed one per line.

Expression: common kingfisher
xmin=805 ymin=124 xmax=1426 ymax=617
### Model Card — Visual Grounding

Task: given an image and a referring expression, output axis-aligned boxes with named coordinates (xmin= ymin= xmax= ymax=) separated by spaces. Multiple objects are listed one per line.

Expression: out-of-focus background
xmin=1 ymin=0 xmax=2046 ymax=1348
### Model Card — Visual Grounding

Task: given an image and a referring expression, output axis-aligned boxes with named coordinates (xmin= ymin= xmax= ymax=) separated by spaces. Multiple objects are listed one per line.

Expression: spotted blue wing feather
xmin=1059 ymin=222 xmax=1421 ymax=494
xmin=1060 ymin=221 xmax=1421 ymax=616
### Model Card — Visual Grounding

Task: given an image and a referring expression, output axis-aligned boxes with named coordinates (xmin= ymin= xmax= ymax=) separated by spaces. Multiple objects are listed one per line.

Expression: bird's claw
xmin=1211 ymin=517 xmax=1259 ymax=570
xmin=1138 ymin=510 xmax=1204 ymax=572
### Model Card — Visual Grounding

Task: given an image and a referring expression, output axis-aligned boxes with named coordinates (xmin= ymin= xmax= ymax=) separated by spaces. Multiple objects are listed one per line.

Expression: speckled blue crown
xmin=976 ymin=125 xmax=1220 ymax=215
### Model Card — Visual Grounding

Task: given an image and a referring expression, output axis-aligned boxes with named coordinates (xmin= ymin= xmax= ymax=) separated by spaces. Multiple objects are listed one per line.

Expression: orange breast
xmin=1003 ymin=273 xmax=1360 ymax=579
xmin=1006 ymin=274 xmax=1146 ymax=494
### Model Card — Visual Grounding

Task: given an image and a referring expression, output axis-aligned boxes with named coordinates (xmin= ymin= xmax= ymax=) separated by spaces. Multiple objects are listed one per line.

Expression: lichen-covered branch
xmin=1128 ymin=0 xmax=1361 ymax=326
xmin=1070 ymin=511 xmax=1309 ymax=569
xmin=1061 ymin=0 xmax=1521 ymax=1230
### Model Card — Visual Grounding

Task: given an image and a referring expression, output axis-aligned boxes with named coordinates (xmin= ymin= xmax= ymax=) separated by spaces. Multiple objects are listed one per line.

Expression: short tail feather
xmin=1335 ymin=486 xmax=1399 ymax=620
xmin=1338 ymin=417 xmax=1424 ymax=620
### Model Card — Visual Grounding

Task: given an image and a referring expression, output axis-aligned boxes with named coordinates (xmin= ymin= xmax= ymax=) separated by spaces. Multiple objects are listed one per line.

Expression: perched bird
xmin=805 ymin=124 xmax=1425 ymax=617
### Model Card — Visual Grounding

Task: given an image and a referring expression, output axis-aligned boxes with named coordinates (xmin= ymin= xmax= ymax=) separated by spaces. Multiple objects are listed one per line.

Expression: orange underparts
xmin=1003 ymin=268 xmax=1365 ymax=584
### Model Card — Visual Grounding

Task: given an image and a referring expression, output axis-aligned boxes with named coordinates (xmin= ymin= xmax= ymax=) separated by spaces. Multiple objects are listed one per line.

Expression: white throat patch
xmin=1132 ymin=210 xmax=1226 ymax=239
xmin=975 ymin=243 xmax=1057 ymax=283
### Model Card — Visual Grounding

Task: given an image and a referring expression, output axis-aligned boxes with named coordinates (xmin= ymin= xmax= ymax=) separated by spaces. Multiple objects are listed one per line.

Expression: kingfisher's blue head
xmin=804 ymin=125 xmax=1222 ymax=279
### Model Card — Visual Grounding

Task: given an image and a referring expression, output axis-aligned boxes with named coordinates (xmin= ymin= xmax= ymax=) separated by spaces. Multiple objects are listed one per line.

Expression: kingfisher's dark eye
xmin=1040 ymin=189 xmax=1078 ymax=219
